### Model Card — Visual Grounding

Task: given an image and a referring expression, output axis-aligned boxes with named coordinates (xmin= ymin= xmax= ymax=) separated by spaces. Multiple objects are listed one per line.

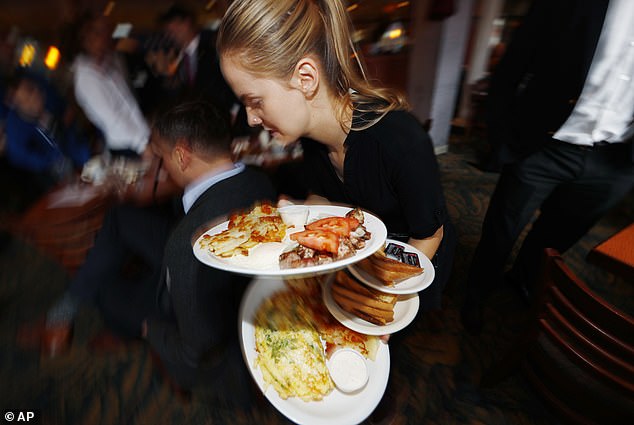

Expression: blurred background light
xmin=18 ymin=42 xmax=36 ymax=67
xmin=44 ymin=46 xmax=60 ymax=70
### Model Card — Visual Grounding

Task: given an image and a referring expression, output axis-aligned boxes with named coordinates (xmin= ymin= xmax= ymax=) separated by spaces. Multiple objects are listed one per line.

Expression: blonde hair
xmin=217 ymin=0 xmax=409 ymax=130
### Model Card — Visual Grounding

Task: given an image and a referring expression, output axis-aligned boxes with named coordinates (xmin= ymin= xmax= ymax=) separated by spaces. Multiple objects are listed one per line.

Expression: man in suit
xmin=41 ymin=101 xmax=275 ymax=403
xmin=146 ymin=4 xmax=242 ymax=125
xmin=462 ymin=0 xmax=634 ymax=334
xmin=141 ymin=101 xmax=276 ymax=401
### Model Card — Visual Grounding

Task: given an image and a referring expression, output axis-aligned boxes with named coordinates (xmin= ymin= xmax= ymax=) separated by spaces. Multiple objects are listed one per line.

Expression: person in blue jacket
xmin=4 ymin=74 xmax=91 ymax=194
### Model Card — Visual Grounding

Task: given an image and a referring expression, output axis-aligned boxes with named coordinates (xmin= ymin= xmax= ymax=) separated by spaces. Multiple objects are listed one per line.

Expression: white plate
xmin=239 ymin=278 xmax=390 ymax=425
xmin=193 ymin=205 xmax=387 ymax=278
xmin=347 ymin=239 xmax=435 ymax=295
xmin=322 ymin=276 xmax=420 ymax=335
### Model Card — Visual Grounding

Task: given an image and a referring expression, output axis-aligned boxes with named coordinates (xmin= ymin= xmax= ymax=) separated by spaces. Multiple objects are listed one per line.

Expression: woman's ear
xmin=292 ymin=57 xmax=319 ymax=99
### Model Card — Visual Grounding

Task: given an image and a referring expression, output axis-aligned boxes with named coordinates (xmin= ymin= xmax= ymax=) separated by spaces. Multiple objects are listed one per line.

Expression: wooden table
xmin=15 ymin=183 xmax=114 ymax=275
xmin=587 ymin=222 xmax=634 ymax=282
xmin=12 ymin=156 xmax=180 ymax=276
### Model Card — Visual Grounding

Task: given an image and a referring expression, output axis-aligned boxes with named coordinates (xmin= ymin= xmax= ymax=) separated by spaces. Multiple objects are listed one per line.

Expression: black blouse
xmin=301 ymin=109 xmax=456 ymax=310
xmin=301 ymin=109 xmax=449 ymax=240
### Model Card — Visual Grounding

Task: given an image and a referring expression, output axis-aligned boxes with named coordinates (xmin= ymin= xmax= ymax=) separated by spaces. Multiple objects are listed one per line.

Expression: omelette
xmin=254 ymin=290 xmax=334 ymax=401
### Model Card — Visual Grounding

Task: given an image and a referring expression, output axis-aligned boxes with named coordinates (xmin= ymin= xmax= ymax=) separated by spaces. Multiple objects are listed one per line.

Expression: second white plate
xmin=347 ymin=239 xmax=435 ymax=295
xmin=240 ymin=277 xmax=390 ymax=425
xmin=322 ymin=276 xmax=420 ymax=335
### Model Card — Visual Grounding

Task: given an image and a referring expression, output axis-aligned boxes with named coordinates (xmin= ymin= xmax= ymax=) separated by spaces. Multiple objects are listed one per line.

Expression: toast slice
xmin=357 ymin=249 xmax=423 ymax=286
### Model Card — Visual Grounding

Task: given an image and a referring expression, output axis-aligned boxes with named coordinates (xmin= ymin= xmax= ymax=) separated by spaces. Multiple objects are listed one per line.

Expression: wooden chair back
xmin=523 ymin=248 xmax=634 ymax=424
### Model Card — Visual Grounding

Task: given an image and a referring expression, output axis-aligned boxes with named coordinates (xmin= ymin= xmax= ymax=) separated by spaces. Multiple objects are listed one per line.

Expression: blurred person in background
xmin=3 ymin=73 xmax=90 ymax=203
xmin=73 ymin=12 xmax=150 ymax=159
xmin=461 ymin=0 xmax=634 ymax=334
xmin=145 ymin=3 xmax=247 ymax=135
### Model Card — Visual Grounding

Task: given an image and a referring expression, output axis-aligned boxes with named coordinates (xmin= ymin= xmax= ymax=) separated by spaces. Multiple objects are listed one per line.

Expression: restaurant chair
xmin=481 ymin=248 xmax=634 ymax=424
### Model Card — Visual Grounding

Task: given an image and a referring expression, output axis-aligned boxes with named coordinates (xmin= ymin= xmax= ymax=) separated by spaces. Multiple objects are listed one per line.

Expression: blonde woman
xmin=218 ymin=0 xmax=455 ymax=312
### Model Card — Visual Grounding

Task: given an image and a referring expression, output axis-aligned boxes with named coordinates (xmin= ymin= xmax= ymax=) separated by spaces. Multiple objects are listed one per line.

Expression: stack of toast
xmin=331 ymin=270 xmax=397 ymax=325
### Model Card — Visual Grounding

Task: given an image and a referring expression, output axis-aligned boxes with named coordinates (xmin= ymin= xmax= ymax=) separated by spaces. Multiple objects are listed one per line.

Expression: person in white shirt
xmin=73 ymin=14 xmax=150 ymax=157
xmin=462 ymin=0 xmax=634 ymax=334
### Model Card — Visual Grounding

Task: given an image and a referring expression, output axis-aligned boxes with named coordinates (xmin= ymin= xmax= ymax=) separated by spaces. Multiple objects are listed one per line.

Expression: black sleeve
xmin=486 ymin=0 xmax=554 ymax=148
xmin=382 ymin=114 xmax=448 ymax=239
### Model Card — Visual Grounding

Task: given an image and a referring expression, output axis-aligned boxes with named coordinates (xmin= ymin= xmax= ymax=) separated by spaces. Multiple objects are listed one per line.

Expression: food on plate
xmin=279 ymin=208 xmax=371 ymax=269
xmin=285 ymin=277 xmax=380 ymax=360
xmin=254 ymin=290 xmax=334 ymax=401
xmin=290 ymin=229 xmax=340 ymax=254
xmin=218 ymin=242 xmax=288 ymax=269
xmin=253 ymin=278 xmax=380 ymax=401
xmin=198 ymin=203 xmax=287 ymax=257
xmin=331 ymin=270 xmax=397 ymax=325
xmin=327 ymin=348 xmax=369 ymax=393
xmin=356 ymin=248 xmax=423 ymax=286
xmin=278 ymin=205 xmax=309 ymax=232
xmin=305 ymin=216 xmax=360 ymax=237
xmin=198 ymin=204 xmax=373 ymax=270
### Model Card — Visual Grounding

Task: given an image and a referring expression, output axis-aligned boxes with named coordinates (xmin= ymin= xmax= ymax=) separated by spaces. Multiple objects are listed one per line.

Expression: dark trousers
xmin=466 ymin=139 xmax=634 ymax=301
xmin=69 ymin=203 xmax=176 ymax=336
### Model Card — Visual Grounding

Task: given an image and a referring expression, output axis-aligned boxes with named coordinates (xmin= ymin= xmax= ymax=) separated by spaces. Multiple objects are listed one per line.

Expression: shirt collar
xmin=182 ymin=162 xmax=245 ymax=213
xmin=184 ymin=34 xmax=200 ymax=57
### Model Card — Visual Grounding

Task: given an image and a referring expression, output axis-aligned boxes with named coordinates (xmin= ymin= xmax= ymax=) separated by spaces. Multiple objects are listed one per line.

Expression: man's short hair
xmin=152 ymin=100 xmax=232 ymax=156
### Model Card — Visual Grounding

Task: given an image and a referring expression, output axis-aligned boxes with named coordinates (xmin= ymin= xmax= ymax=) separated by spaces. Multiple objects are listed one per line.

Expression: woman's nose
xmin=247 ymin=112 xmax=262 ymax=127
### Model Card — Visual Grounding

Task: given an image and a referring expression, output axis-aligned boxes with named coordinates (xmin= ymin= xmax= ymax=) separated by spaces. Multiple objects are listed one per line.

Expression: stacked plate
xmin=322 ymin=239 xmax=435 ymax=335
xmin=239 ymin=278 xmax=390 ymax=425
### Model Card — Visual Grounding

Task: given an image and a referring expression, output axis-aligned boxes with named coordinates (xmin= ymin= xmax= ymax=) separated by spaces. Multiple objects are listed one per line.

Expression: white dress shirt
xmin=554 ymin=0 xmax=634 ymax=145
xmin=73 ymin=54 xmax=150 ymax=154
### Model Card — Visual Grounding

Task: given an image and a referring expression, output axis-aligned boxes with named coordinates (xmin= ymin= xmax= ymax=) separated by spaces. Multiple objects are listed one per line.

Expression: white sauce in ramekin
xmin=327 ymin=349 xmax=369 ymax=393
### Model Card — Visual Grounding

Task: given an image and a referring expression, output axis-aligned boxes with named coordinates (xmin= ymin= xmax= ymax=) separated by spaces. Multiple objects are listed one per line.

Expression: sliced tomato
xmin=290 ymin=229 xmax=340 ymax=254
xmin=305 ymin=216 xmax=359 ymax=237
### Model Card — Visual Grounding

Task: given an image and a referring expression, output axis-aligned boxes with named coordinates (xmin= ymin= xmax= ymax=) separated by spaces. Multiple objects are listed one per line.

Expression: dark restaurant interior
xmin=1 ymin=0 xmax=633 ymax=424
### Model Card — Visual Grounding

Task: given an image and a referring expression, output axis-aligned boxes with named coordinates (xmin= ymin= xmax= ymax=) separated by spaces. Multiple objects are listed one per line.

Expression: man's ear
xmin=174 ymin=141 xmax=192 ymax=172
xmin=292 ymin=57 xmax=319 ymax=99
